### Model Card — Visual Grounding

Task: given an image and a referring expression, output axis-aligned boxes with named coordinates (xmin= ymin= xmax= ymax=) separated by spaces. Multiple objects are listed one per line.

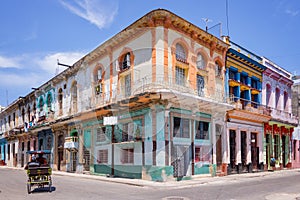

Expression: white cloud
xmin=0 ymin=51 xmax=86 ymax=105
xmin=0 ymin=73 xmax=41 ymax=88
xmin=0 ymin=51 xmax=85 ymax=88
xmin=59 ymin=0 xmax=118 ymax=29
xmin=35 ymin=51 xmax=85 ymax=75
xmin=285 ymin=9 xmax=299 ymax=17
xmin=0 ymin=55 xmax=22 ymax=69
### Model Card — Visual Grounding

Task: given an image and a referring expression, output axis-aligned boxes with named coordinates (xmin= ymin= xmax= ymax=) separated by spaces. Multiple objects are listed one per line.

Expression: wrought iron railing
xmin=89 ymin=75 xmax=232 ymax=110
xmin=229 ymin=95 xmax=271 ymax=115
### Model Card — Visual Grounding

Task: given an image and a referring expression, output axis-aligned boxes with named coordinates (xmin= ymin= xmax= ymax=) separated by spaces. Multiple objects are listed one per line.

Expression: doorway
xmin=172 ymin=145 xmax=191 ymax=178
xmin=229 ymin=130 xmax=236 ymax=172
xmin=241 ymin=131 xmax=247 ymax=172
xmin=282 ymin=135 xmax=286 ymax=168
xmin=216 ymin=124 xmax=222 ymax=171
xmin=71 ymin=152 xmax=77 ymax=172
xmin=83 ymin=147 xmax=90 ymax=171
xmin=58 ymin=149 xmax=63 ymax=171
xmin=251 ymin=133 xmax=258 ymax=170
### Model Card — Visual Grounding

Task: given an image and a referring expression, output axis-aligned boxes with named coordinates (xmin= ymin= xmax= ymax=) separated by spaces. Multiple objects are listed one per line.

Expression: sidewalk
xmin=2 ymin=165 xmax=299 ymax=188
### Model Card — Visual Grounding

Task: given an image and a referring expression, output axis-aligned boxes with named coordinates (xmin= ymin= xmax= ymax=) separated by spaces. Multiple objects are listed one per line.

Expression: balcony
xmin=64 ymin=136 xmax=79 ymax=151
xmin=230 ymin=96 xmax=271 ymax=115
xmin=269 ymin=108 xmax=298 ymax=125
xmin=228 ymin=96 xmax=271 ymax=123
xmin=228 ymin=79 xmax=240 ymax=87
xmin=86 ymin=75 xmax=233 ymax=114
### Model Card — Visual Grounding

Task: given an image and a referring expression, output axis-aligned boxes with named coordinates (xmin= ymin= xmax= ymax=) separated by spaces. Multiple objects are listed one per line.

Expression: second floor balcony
xmin=64 ymin=136 xmax=79 ymax=151
xmin=90 ymin=75 xmax=232 ymax=110
xmin=229 ymin=95 xmax=271 ymax=116
xmin=268 ymin=107 xmax=298 ymax=125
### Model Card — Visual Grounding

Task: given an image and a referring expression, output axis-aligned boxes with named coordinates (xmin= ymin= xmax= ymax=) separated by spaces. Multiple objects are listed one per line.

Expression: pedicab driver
xmin=36 ymin=153 xmax=48 ymax=166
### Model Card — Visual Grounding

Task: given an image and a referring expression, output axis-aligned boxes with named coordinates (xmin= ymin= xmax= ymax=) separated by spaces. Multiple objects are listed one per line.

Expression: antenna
xmin=202 ymin=18 xmax=212 ymax=32
xmin=57 ymin=59 xmax=72 ymax=68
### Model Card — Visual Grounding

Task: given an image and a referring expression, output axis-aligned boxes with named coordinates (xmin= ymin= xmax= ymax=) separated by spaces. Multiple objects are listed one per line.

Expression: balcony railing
xmin=229 ymin=95 xmax=271 ymax=115
xmin=268 ymin=107 xmax=298 ymax=124
xmin=64 ymin=136 xmax=79 ymax=150
xmin=90 ymin=75 xmax=231 ymax=108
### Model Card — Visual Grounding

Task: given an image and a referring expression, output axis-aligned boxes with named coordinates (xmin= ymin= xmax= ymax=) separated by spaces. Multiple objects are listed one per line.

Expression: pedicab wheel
xmin=27 ymin=183 xmax=31 ymax=194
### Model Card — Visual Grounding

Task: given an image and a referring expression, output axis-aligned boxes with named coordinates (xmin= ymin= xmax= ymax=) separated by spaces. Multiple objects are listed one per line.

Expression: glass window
xmin=251 ymin=79 xmax=258 ymax=89
xmin=122 ymin=52 xmax=131 ymax=70
xmin=173 ymin=117 xmax=190 ymax=138
xmin=39 ymin=98 xmax=44 ymax=111
xmin=197 ymin=75 xmax=205 ymax=96
xmin=176 ymin=43 xmax=186 ymax=62
xmin=215 ymin=62 xmax=222 ymax=77
xmin=96 ymin=127 xmax=106 ymax=142
xmin=196 ymin=54 xmax=205 ymax=70
xmin=195 ymin=121 xmax=209 ymax=140
xmin=229 ymin=70 xmax=236 ymax=80
xmin=175 ymin=67 xmax=186 ymax=86
xmin=122 ymin=148 xmax=134 ymax=164
xmin=266 ymin=84 xmax=271 ymax=107
xmin=47 ymin=94 xmax=52 ymax=108
xmin=97 ymin=149 xmax=108 ymax=164
xmin=284 ymin=92 xmax=288 ymax=110
xmin=97 ymin=68 xmax=102 ymax=81
xmin=58 ymin=88 xmax=63 ymax=115
xmin=125 ymin=74 xmax=131 ymax=97
xmin=240 ymin=75 xmax=247 ymax=85
xmin=71 ymin=82 xmax=78 ymax=113
xmin=275 ymin=88 xmax=280 ymax=109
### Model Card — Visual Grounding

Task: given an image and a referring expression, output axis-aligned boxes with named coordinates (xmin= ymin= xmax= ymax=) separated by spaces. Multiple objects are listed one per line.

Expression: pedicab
xmin=25 ymin=150 xmax=52 ymax=194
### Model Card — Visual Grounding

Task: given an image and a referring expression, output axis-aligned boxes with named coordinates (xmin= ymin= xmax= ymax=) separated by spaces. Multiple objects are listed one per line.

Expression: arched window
xmin=176 ymin=43 xmax=187 ymax=62
xmin=46 ymin=93 xmax=52 ymax=108
xmin=94 ymin=65 xmax=104 ymax=95
xmin=266 ymin=84 xmax=272 ymax=107
xmin=58 ymin=88 xmax=63 ymax=115
xmin=94 ymin=66 xmax=103 ymax=82
xmin=71 ymin=82 xmax=78 ymax=113
xmin=22 ymin=108 xmax=25 ymax=123
xmin=122 ymin=52 xmax=131 ymax=70
xmin=33 ymin=103 xmax=36 ymax=121
xmin=39 ymin=97 xmax=44 ymax=111
xmin=275 ymin=88 xmax=280 ymax=109
xmin=215 ymin=62 xmax=222 ymax=77
xmin=196 ymin=53 xmax=206 ymax=70
xmin=27 ymin=106 xmax=31 ymax=122
xmin=284 ymin=91 xmax=288 ymax=111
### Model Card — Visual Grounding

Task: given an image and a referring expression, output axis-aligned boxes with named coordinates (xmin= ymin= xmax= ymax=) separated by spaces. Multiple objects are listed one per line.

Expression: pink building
xmin=262 ymin=58 xmax=298 ymax=170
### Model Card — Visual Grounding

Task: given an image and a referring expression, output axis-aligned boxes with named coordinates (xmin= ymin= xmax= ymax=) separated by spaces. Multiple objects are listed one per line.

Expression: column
xmin=236 ymin=128 xmax=241 ymax=165
xmin=257 ymin=81 xmax=262 ymax=104
xmin=211 ymin=119 xmax=217 ymax=165
xmin=225 ymin=128 xmax=230 ymax=164
xmin=259 ymin=129 xmax=264 ymax=164
xmin=78 ymin=129 xmax=84 ymax=173
xmin=225 ymin=68 xmax=229 ymax=98
xmin=246 ymin=130 xmax=251 ymax=164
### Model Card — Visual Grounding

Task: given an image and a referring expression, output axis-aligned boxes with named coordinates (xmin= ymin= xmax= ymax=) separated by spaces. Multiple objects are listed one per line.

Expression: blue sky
xmin=0 ymin=0 xmax=299 ymax=106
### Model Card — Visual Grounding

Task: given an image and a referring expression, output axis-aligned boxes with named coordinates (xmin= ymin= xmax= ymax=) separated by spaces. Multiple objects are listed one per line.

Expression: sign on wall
xmin=103 ymin=116 xmax=118 ymax=125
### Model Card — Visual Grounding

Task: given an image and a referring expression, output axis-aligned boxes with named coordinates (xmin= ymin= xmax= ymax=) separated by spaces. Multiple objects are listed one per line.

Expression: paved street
xmin=1 ymin=167 xmax=300 ymax=200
